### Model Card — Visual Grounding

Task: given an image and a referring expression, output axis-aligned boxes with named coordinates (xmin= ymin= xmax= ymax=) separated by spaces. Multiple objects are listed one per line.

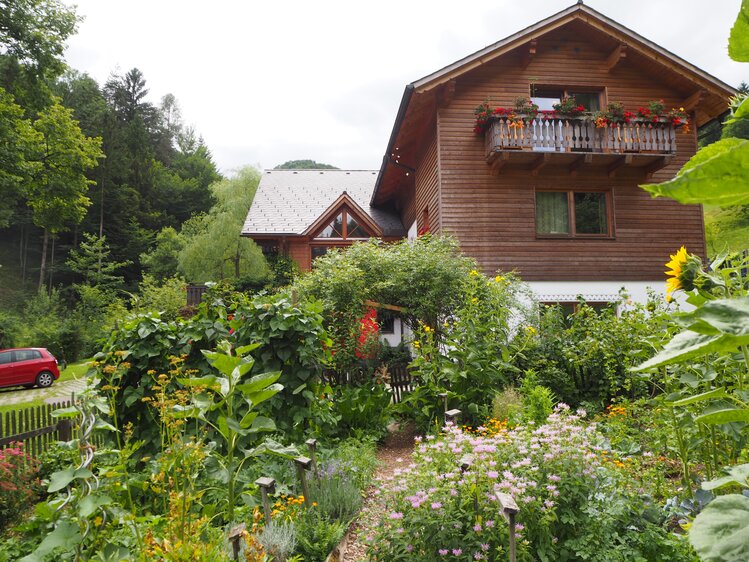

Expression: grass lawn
xmin=0 ymin=359 xmax=92 ymax=416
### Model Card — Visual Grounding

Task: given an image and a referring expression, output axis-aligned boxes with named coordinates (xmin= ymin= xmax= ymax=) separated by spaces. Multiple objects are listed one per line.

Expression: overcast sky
xmin=62 ymin=0 xmax=745 ymax=175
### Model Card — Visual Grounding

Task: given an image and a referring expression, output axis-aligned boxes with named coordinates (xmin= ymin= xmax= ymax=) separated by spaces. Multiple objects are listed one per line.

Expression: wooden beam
xmin=569 ymin=153 xmax=592 ymax=176
xmin=644 ymin=155 xmax=672 ymax=180
xmin=364 ymin=299 xmax=406 ymax=313
xmin=606 ymin=43 xmax=627 ymax=72
xmin=490 ymin=152 xmax=510 ymax=175
xmin=681 ymin=89 xmax=707 ymax=112
xmin=437 ymin=79 xmax=457 ymax=108
xmin=607 ymin=154 xmax=632 ymax=178
xmin=520 ymin=39 xmax=537 ymax=69
xmin=529 ymin=153 xmax=550 ymax=176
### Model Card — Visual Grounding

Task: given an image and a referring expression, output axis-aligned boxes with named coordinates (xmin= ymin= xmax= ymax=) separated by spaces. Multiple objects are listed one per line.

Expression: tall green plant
xmin=633 ymin=2 xmax=749 ymax=557
xmin=176 ymin=341 xmax=297 ymax=523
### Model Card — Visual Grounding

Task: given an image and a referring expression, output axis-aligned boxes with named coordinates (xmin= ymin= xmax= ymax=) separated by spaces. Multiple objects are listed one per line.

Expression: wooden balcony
xmin=485 ymin=116 xmax=677 ymax=176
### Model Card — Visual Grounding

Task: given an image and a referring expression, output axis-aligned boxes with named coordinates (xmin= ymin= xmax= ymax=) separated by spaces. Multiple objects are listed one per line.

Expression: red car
xmin=0 ymin=348 xmax=60 ymax=389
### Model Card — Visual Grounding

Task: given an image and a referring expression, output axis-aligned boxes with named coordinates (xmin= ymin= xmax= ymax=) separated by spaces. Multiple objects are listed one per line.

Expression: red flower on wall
xmin=355 ymin=308 xmax=380 ymax=359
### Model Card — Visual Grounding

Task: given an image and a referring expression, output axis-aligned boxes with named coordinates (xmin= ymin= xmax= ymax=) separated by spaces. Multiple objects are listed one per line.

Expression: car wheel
xmin=36 ymin=371 xmax=54 ymax=388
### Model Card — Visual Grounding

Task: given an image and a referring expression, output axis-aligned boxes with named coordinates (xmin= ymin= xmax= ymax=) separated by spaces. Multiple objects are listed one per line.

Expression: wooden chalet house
xmin=243 ymin=2 xmax=735 ymax=308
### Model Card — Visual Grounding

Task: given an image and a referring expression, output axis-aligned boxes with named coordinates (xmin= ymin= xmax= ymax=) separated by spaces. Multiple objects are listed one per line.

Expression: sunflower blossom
xmin=664 ymin=246 xmax=688 ymax=295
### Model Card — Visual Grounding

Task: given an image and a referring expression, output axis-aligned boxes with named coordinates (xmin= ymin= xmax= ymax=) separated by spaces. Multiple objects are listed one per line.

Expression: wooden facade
xmin=372 ymin=5 xmax=735 ymax=283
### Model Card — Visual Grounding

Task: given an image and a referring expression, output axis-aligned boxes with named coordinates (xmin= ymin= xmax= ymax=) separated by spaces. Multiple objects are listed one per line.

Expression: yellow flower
xmin=679 ymin=107 xmax=685 ymax=112
xmin=524 ymin=326 xmax=537 ymax=336
xmin=665 ymin=246 xmax=688 ymax=295
xmin=423 ymin=325 xmax=432 ymax=333
xmin=495 ymin=275 xmax=503 ymax=283
xmin=412 ymin=341 xmax=421 ymax=349
xmin=469 ymin=269 xmax=479 ymax=276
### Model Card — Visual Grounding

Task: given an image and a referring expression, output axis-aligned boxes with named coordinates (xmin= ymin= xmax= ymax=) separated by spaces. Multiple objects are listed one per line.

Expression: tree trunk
xmin=38 ymin=229 xmax=48 ymax=292
xmin=47 ymin=234 xmax=56 ymax=294
xmin=235 ymin=244 xmax=241 ymax=278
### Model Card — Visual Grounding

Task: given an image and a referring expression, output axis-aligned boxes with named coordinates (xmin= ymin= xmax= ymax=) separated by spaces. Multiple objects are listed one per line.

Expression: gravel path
xmin=342 ymin=424 xmax=417 ymax=562
xmin=0 ymin=377 xmax=88 ymax=407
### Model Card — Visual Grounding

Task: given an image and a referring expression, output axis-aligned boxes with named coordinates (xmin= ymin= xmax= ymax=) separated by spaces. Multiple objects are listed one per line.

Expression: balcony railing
xmin=485 ymin=116 xmax=678 ymax=159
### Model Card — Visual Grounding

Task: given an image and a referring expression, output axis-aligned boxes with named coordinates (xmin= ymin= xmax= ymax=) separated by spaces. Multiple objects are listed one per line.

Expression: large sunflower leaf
xmin=690 ymin=494 xmax=749 ymax=561
xmin=640 ymin=139 xmax=749 ymax=206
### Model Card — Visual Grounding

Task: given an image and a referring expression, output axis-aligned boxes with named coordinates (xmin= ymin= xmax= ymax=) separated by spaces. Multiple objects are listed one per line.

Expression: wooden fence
xmin=0 ymin=398 xmax=78 ymax=457
xmin=322 ymin=364 xmax=414 ymax=404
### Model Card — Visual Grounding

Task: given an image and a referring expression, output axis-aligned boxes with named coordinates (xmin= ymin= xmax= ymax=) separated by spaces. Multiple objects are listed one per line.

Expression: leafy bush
xmin=0 ymin=443 xmax=41 ymax=529
xmin=519 ymin=372 xmax=556 ymax=425
xmin=294 ymin=510 xmax=346 ymax=562
xmin=132 ymin=274 xmax=186 ymax=321
xmin=515 ymin=296 xmax=671 ymax=409
xmin=0 ymin=311 xmax=18 ymax=348
xmin=401 ymin=271 xmax=534 ymax=429
xmin=368 ymin=407 xmax=696 ymax=561
xmin=333 ymin=381 xmax=392 ymax=439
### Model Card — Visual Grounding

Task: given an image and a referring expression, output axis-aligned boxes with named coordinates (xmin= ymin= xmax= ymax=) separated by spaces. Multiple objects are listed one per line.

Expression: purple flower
xmin=439 ymin=549 xmax=449 ymax=556
xmin=431 ymin=502 xmax=443 ymax=510
xmin=453 ymin=548 xmax=463 ymax=556
xmin=481 ymin=543 xmax=490 ymax=551
xmin=473 ymin=522 xmax=482 ymax=532
xmin=389 ymin=512 xmax=404 ymax=519
xmin=485 ymin=519 xmax=495 ymax=528
xmin=406 ymin=544 xmax=414 ymax=552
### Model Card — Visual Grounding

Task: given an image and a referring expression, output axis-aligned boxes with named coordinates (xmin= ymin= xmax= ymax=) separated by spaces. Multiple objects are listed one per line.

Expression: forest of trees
xmin=0 ymin=0 xmax=288 ymax=360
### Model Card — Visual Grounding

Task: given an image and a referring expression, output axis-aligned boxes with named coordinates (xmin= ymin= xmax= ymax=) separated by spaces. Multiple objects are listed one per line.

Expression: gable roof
xmin=241 ymin=170 xmax=405 ymax=238
xmin=372 ymin=1 xmax=738 ymax=205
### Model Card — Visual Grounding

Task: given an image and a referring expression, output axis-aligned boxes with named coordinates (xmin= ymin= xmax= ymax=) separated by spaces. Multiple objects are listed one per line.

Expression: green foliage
xmin=308 ymin=469 xmax=363 ymax=523
xmin=402 ymin=270 xmax=533 ymax=429
xmin=132 ymin=274 xmax=185 ymax=321
xmin=140 ymin=227 xmax=184 ymax=281
xmin=25 ymin=99 xmax=103 ymax=234
xmin=258 ymin=522 xmax=297 ymax=561
xmin=274 ymin=160 xmax=338 ymax=170
xmin=690 ymin=495 xmax=749 ymax=562
xmin=491 ymin=387 xmax=523 ymax=424
xmin=177 ymin=341 xmax=292 ymax=523
xmin=293 ymin=510 xmax=346 ymax=562
xmin=229 ymin=290 xmax=332 ymax=439
xmin=519 ymin=372 xmax=556 ymax=425
xmin=332 ymin=382 xmax=392 ymax=439
xmin=517 ymin=297 xmax=671 ymax=408
xmin=729 ymin=0 xmax=749 ymax=62
xmin=66 ymin=233 xmax=130 ymax=290
xmin=178 ymin=167 xmax=268 ymax=283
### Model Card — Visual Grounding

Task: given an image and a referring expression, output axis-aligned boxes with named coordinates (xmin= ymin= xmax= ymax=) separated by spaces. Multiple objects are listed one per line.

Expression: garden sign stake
xmin=255 ymin=477 xmax=276 ymax=526
xmin=294 ymin=456 xmax=312 ymax=507
xmin=438 ymin=392 xmax=448 ymax=414
xmin=496 ymin=492 xmax=520 ymax=562
xmin=445 ymin=408 xmax=461 ymax=425
xmin=228 ymin=522 xmax=246 ymax=561
xmin=306 ymin=438 xmax=319 ymax=480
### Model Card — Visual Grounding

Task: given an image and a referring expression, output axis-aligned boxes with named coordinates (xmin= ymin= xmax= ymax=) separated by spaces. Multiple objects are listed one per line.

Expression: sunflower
xmin=665 ymin=246 xmax=688 ymax=295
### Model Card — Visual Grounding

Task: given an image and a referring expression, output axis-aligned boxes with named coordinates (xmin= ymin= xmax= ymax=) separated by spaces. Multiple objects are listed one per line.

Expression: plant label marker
xmin=445 ymin=408 xmax=461 ymax=424
xmin=294 ymin=456 xmax=312 ymax=507
xmin=305 ymin=438 xmax=319 ymax=480
xmin=438 ymin=392 xmax=448 ymax=413
xmin=496 ymin=492 xmax=520 ymax=562
xmin=228 ymin=522 xmax=247 ymax=561
xmin=255 ymin=477 xmax=276 ymax=526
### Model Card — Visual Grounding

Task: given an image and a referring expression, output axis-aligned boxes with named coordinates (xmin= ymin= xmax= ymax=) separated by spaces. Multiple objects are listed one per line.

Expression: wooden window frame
xmin=312 ymin=206 xmax=372 ymax=241
xmin=535 ymin=189 xmax=614 ymax=239
xmin=530 ymin=85 xmax=606 ymax=112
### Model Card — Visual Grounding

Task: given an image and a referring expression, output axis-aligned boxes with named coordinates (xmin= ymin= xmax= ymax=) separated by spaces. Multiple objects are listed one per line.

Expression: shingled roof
xmin=241 ymin=170 xmax=405 ymax=237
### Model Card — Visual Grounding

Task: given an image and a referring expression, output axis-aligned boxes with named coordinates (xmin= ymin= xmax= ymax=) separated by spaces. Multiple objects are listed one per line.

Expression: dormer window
xmin=315 ymin=208 xmax=372 ymax=240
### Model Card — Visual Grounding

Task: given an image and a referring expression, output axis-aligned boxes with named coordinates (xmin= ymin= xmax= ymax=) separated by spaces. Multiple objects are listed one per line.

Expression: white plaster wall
xmin=407 ymin=220 xmax=417 ymax=241
xmin=525 ymin=280 xmax=689 ymax=310
xmin=380 ymin=318 xmax=403 ymax=347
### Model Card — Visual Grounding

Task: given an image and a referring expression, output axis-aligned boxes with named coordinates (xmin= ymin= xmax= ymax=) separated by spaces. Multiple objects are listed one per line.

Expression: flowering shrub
xmin=368 ymin=408 xmax=696 ymax=561
xmin=0 ymin=443 xmax=41 ymax=528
